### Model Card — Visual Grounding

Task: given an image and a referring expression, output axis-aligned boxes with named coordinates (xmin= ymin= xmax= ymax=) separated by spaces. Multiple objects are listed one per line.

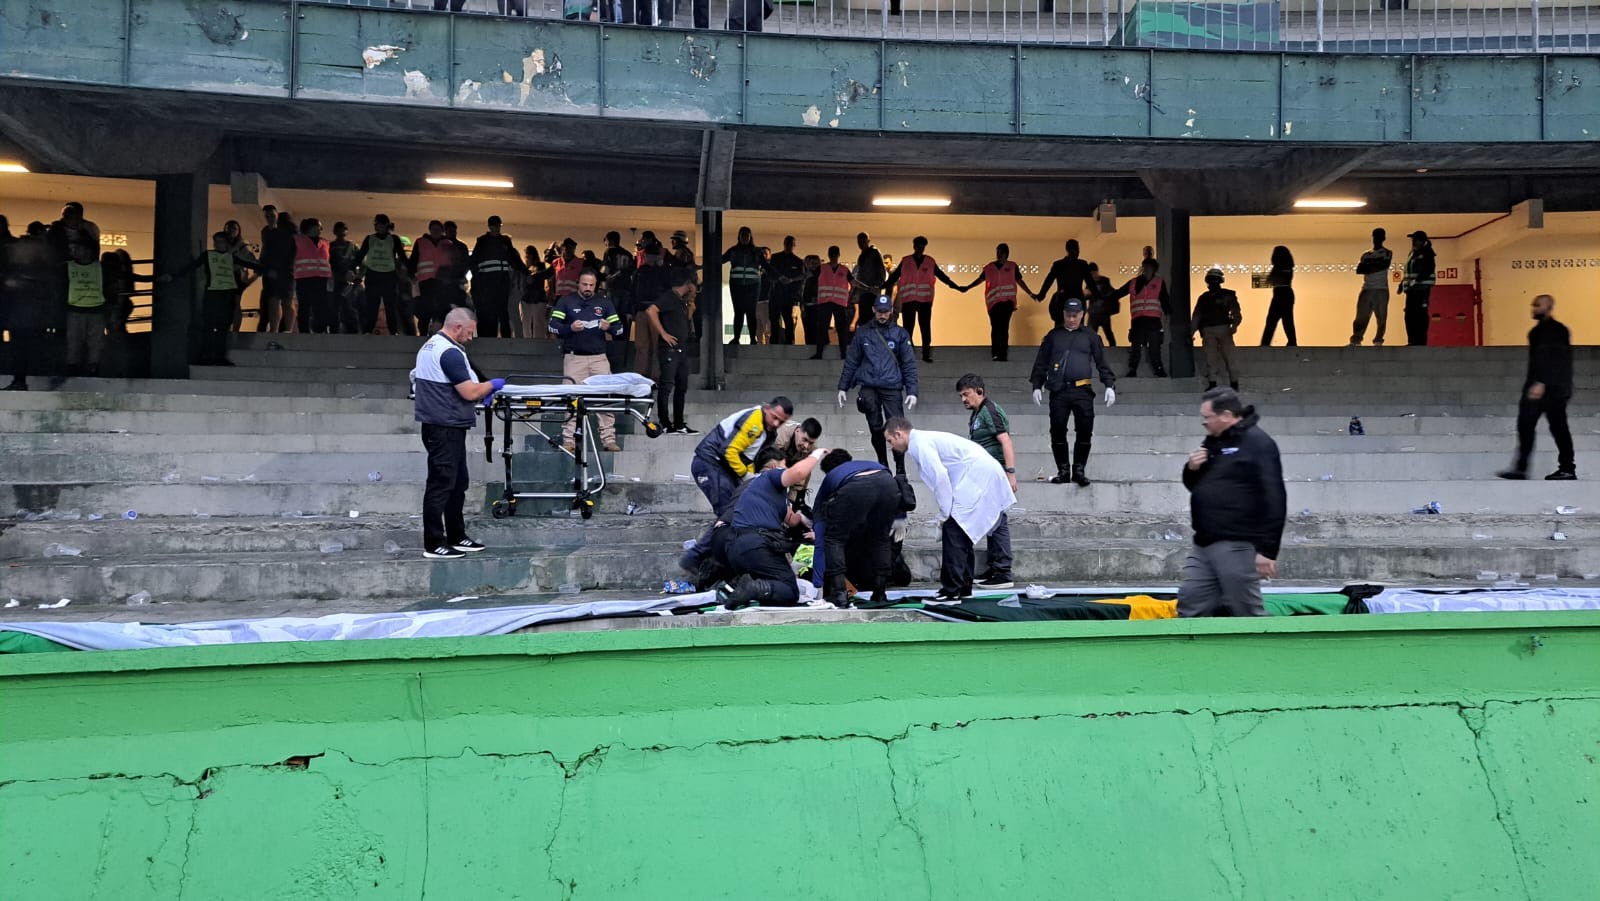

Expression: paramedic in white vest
xmin=413 ymin=308 xmax=504 ymax=560
xmin=884 ymin=417 xmax=1016 ymax=603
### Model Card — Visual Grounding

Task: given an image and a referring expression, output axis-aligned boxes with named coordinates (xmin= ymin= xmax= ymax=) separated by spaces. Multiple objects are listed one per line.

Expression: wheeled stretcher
xmin=482 ymin=373 xmax=662 ymax=519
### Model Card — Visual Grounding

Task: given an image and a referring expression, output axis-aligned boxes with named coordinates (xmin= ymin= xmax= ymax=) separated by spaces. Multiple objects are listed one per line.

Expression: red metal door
xmin=1427 ymin=284 xmax=1478 ymax=346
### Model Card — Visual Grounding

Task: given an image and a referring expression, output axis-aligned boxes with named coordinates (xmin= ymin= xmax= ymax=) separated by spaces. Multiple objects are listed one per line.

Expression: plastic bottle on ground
xmin=125 ymin=591 xmax=152 ymax=606
xmin=42 ymin=544 xmax=83 ymax=558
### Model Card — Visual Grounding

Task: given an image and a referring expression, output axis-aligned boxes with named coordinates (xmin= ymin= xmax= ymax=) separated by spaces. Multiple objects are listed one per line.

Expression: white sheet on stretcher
xmin=500 ymin=372 xmax=656 ymax=399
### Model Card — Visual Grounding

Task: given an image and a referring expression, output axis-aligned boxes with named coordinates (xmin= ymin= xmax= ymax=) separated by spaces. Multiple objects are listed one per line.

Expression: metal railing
xmin=308 ymin=0 xmax=1600 ymax=51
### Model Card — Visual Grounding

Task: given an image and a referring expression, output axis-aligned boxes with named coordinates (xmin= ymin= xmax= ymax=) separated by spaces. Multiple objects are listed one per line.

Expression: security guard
xmin=353 ymin=214 xmax=411 ymax=335
xmin=722 ymin=226 xmax=768 ymax=348
xmin=549 ymin=271 xmax=625 ymax=453
xmin=880 ymin=236 xmax=963 ymax=363
xmin=718 ymin=446 xmax=828 ymax=609
xmin=691 ymin=397 xmax=795 ymax=516
xmin=168 ymin=231 xmax=264 ymax=365
xmin=1029 ymin=297 xmax=1116 ymax=486
xmin=838 ymin=295 xmax=919 ymax=473
xmin=1191 ymin=268 xmax=1243 ymax=391
xmin=470 ymin=216 xmax=527 ymax=339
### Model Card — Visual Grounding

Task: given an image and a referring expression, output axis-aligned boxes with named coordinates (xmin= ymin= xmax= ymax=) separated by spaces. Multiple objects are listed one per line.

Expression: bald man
xmin=1498 ymin=294 xmax=1576 ymax=481
xmin=413 ymin=308 xmax=504 ymax=559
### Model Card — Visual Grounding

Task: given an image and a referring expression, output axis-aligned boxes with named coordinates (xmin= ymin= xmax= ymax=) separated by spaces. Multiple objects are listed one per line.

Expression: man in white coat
xmin=884 ymin=417 xmax=1016 ymax=603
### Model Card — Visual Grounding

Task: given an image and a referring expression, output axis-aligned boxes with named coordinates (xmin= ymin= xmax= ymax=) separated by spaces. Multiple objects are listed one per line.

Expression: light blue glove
xmin=490 ymin=378 xmax=507 ymax=391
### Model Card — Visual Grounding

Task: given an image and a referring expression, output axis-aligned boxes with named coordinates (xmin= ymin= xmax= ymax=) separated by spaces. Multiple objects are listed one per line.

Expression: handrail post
xmin=287 ymin=0 xmax=301 ymax=99
xmin=1315 ymin=0 xmax=1325 ymax=51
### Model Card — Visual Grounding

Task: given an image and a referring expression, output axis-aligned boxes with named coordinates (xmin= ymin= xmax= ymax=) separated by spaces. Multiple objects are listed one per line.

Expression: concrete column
xmin=699 ymin=209 xmax=724 ymax=390
xmin=151 ymin=173 xmax=207 ymax=379
xmin=1156 ymin=202 xmax=1194 ymax=379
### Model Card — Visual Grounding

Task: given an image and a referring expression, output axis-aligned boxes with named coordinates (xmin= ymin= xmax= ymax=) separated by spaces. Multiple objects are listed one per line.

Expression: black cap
xmin=1061 ymin=298 xmax=1085 ymax=314
xmin=1407 ymin=230 xmax=1429 ymax=240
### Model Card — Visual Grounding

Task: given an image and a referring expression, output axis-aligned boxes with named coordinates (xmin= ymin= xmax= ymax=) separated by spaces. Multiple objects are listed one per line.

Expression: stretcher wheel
xmin=492 ymin=500 xmax=513 ymax=519
xmin=645 ymin=421 xmax=663 ymax=439
xmin=579 ymin=497 xmax=595 ymax=520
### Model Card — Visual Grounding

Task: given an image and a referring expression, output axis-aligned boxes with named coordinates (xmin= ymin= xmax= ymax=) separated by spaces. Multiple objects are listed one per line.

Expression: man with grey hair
xmin=1178 ymin=387 xmax=1285 ymax=617
xmin=412 ymin=308 xmax=504 ymax=560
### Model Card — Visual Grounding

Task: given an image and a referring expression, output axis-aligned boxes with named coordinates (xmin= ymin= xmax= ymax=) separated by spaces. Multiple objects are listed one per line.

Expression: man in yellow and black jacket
xmin=690 ymin=398 xmax=794 ymax=517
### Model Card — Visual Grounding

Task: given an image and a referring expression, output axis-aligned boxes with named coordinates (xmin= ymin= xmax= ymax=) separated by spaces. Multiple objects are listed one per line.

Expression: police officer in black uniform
xmin=1029 ymin=298 xmax=1117 ymax=486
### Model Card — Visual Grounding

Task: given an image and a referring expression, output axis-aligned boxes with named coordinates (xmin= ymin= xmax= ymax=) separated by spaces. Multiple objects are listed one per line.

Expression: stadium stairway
xmin=2 ymin=333 xmax=1597 ymax=614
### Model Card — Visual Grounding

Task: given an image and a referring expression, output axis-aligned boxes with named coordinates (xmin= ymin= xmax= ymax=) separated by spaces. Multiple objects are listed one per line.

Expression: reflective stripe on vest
xmin=206 ymin=251 xmax=238 ymax=292
xmin=896 ymin=255 xmax=937 ymax=304
xmin=478 ymin=259 xmax=511 ymax=274
xmin=293 ymin=236 xmax=332 ymax=280
xmin=1129 ymin=276 xmax=1165 ymax=319
xmin=365 ymin=235 xmax=397 ymax=273
xmin=817 ymin=265 xmax=851 ymax=306
xmin=414 ymin=238 xmax=450 ymax=283
xmin=66 ymin=261 xmax=104 ymax=309
xmin=984 ymin=262 xmax=1017 ymax=309
xmin=554 ymin=258 xmax=584 ymax=297
xmin=1405 ymin=252 xmax=1435 ymax=288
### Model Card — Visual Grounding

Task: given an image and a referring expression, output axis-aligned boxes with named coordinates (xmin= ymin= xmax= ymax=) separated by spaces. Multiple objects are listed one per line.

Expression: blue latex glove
xmin=489 ymin=378 xmax=507 ymax=391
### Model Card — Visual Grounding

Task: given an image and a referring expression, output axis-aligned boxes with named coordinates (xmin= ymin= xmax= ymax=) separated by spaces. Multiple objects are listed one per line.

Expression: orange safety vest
xmin=1128 ymin=276 xmax=1165 ymax=320
xmin=413 ymin=237 xmax=451 ymax=284
xmin=553 ymin=257 xmax=585 ymax=298
xmin=895 ymin=255 xmax=938 ymax=304
xmin=293 ymin=236 xmax=332 ymax=280
xmin=983 ymin=261 xmax=1018 ymax=310
xmin=816 ymin=264 xmax=851 ymax=306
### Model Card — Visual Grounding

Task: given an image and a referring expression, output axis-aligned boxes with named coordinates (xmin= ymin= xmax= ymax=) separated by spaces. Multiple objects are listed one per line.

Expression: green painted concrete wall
xmin=2 ymin=0 xmax=1597 ymax=143
xmin=3 ymin=613 xmax=1599 ymax=898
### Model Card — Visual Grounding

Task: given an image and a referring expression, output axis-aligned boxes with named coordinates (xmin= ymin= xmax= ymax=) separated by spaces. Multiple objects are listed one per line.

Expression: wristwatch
xmin=1004 ymin=467 xmax=1015 ymax=473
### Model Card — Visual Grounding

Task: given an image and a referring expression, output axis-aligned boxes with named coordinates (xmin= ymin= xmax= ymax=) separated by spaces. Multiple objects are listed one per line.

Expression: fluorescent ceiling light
xmin=0 ymin=162 xmax=29 ymax=174
xmin=1292 ymin=198 xmax=1367 ymax=209
xmin=426 ymin=176 xmax=514 ymax=189
xmin=872 ymin=196 xmax=951 ymax=208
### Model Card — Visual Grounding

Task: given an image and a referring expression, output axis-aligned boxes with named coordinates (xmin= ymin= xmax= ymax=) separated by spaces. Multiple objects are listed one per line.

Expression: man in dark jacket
xmin=470 ymin=216 xmax=527 ymax=339
xmin=549 ymin=271 xmax=625 ymax=453
xmin=1178 ymin=388 xmax=1286 ymax=617
xmin=766 ymin=236 xmax=805 ymax=346
xmin=1498 ymin=293 xmax=1576 ymax=481
xmin=2 ymin=223 xmax=61 ymax=391
xmin=850 ymin=232 xmax=887 ymax=327
xmin=722 ymin=227 xmax=767 ymax=349
xmin=1399 ymin=230 xmax=1436 ymax=346
xmin=1029 ymin=298 xmax=1116 ymax=486
xmin=1191 ymin=267 xmax=1243 ymax=390
xmin=838 ymin=295 xmax=918 ymax=473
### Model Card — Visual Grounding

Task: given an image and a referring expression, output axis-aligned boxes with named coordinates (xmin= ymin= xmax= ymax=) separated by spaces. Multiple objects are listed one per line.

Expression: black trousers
xmin=813 ymin=304 xmax=852 ymax=358
xmin=858 ymin=385 xmax=907 ymax=473
xmin=987 ymin=302 xmax=1015 ymax=361
xmin=1049 ymin=385 xmax=1095 ymax=472
xmin=417 ymin=280 xmax=444 ymax=334
xmin=607 ymin=311 xmax=633 ymax=373
xmin=363 ymin=271 xmax=406 ymax=335
xmin=433 ymin=0 xmax=466 ymax=8
xmin=900 ymin=301 xmax=932 ymax=355
xmin=1514 ymin=393 xmax=1575 ymax=474
xmin=1127 ymin=317 xmax=1166 ymax=376
xmin=295 ymin=277 xmax=335 ymax=334
xmin=1261 ymin=286 xmax=1296 ymax=346
xmin=474 ymin=275 xmax=513 ymax=339
xmin=940 ymin=515 xmax=1012 ymax=595
xmin=1404 ymin=286 xmax=1432 ymax=346
xmin=729 ymin=283 xmax=760 ymax=343
xmin=819 ymin=472 xmax=900 ymax=604
xmin=726 ymin=529 xmax=800 ymax=605
xmin=1088 ymin=312 xmax=1116 ymax=346
xmin=201 ymin=290 xmax=236 ymax=363
xmin=657 ymin=343 xmax=691 ymax=428
xmin=852 ymin=289 xmax=877 ymax=327
xmin=769 ymin=285 xmax=799 ymax=345
xmin=5 ymin=327 xmax=47 ymax=384
xmin=420 ymin=424 xmax=469 ymax=549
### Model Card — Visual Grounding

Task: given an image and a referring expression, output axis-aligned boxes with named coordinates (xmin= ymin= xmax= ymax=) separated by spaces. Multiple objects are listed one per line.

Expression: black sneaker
xmin=1545 ymin=469 xmax=1578 ymax=481
xmin=675 ymin=423 xmax=699 ymax=435
xmin=1049 ymin=470 xmax=1073 ymax=484
xmin=423 ymin=545 xmax=466 ymax=560
xmin=927 ymin=588 xmax=969 ymax=606
xmin=1496 ymin=469 xmax=1528 ymax=480
xmin=975 ymin=575 xmax=1014 ymax=590
xmin=3 ymin=380 xmax=26 ymax=391
xmin=453 ymin=537 xmax=487 ymax=553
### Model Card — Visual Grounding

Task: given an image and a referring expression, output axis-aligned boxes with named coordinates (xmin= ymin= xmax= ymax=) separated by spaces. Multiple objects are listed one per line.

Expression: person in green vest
xmin=722 ymin=226 xmax=768 ymax=350
xmin=63 ymin=243 xmax=109 ymax=377
xmin=166 ymin=232 xmax=263 ymax=365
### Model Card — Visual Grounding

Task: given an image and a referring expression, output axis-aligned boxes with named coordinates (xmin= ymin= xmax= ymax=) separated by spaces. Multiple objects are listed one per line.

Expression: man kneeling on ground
xmin=812 ymin=449 xmax=901 ymax=608
xmin=716 ymin=445 xmax=827 ymax=609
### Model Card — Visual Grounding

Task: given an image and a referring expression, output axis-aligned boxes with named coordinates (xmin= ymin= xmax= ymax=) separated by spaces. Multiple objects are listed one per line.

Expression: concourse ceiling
xmin=2 ymin=81 xmax=1598 ymax=218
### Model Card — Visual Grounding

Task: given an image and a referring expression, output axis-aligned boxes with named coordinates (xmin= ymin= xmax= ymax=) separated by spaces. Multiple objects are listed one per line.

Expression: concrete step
xmin=3 ymin=512 xmax=1591 ymax=562
xmin=0 ymin=409 xmax=418 ymax=436
xmin=2 ymin=537 xmax=1593 ymax=607
xmin=6 ymin=473 xmax=1588 ymax=519
xmin=6 ymin=429 xmax=1596 ymax=457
